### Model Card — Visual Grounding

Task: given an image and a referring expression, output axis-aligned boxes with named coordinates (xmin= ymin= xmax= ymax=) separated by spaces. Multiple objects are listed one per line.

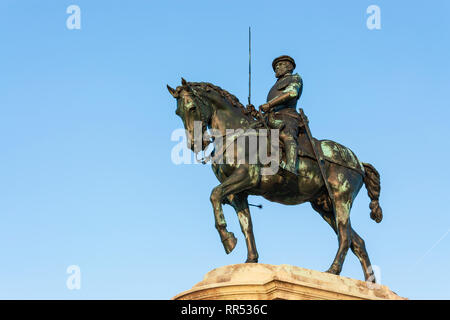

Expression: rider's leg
xmin=284 ymin=137 xmax=298 ymax=173
xmin=280 ymin=131 xmax=298 ymax=174
xmin=278 ymin=115 xmax=299 ymax=174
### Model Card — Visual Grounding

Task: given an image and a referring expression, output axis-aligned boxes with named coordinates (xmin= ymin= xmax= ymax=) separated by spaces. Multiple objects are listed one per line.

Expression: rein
xmin=184 ymin=83 xmax=268 ymax=165
xmin=198 ymin=120 xmax=269 ymax=165
xmin=183 ymin=85 xmax=213 ymax=163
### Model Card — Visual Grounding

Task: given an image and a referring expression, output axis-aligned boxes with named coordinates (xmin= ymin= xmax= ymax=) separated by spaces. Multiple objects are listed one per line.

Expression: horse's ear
xmin=167 ymin=85 xmax=178 ymax=98
xmin=181 ymin=77 xmax=194 ymax=93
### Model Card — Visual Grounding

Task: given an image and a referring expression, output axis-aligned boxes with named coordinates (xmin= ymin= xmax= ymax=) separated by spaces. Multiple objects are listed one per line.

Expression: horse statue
xmin=167 ymin=78 xmax=383 ymax=282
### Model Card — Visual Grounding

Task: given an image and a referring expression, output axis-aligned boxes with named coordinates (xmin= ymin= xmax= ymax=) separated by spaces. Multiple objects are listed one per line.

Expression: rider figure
xmin=259 ymin=55 xmax=303 ymax=175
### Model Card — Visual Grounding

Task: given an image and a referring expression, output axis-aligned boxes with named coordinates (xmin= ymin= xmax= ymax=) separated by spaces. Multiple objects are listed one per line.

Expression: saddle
xmin=249 ymin=111 xmax=365 ymax=176
xmin=280 ymin=123 xmax=365 ymax=176
xmin=296 ymin=130 xmax=319 ymax=160
xmin=269 ymin=109 xmax=315 ymax=160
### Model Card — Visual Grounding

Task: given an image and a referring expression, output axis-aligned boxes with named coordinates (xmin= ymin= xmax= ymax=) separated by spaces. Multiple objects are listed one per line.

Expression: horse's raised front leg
xmin=210 ymin=165 xmax=259 ymax=255
xmin=228 ymin=193 xmax=259 ymax=263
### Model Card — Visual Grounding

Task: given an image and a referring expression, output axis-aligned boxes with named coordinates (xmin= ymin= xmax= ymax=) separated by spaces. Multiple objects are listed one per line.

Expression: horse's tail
xmin=362 ymin=162 xmax=383 ymax=223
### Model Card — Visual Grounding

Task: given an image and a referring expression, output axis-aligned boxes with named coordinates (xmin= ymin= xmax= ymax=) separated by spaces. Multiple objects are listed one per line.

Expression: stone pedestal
xmin=172 ymin=264 xmax=405 ymax=300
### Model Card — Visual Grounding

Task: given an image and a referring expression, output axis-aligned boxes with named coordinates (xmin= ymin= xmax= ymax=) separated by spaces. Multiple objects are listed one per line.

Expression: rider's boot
xmin=283 ymin=139 xmax=299 ymax=175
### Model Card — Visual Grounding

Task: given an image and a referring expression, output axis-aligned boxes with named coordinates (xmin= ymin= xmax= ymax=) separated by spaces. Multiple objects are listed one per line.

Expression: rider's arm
xmin=264 ymin=80 xmax=302 ymax=111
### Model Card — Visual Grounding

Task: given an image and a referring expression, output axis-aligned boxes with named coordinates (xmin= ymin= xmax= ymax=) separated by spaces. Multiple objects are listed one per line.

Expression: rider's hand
xmin=246 ymin=104 xmax=255 ymax=111
xmin=246 ymin=104 xmax=259 ymax=118
xmin=259 ymin=103 xmax=270 ymax=113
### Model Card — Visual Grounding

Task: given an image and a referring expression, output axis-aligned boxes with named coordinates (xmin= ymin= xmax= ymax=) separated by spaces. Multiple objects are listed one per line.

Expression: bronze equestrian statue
xmin=167 ymin=56 xmax=383 ymax=283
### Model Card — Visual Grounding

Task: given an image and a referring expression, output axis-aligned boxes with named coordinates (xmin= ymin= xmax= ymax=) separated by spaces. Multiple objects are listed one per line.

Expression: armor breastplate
xmin=267 ymin=73 xmax=302 ymax=112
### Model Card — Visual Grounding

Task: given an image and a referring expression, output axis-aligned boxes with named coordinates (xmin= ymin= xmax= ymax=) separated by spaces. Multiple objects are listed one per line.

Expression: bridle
xmin=181 ymin=85 xmax=213 ymax=164
xmin=181 ymin=83 xmax=269 ymax=165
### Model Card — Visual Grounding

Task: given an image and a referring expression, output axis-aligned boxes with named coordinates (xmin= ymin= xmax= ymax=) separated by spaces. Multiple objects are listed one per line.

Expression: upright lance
xmin=248 ymin=27 xmax=269 ymax=130
xmin=247 ymin=27 xmax=263 ymax=210
xmin=248 ymin=26 xmax=251 ymax=106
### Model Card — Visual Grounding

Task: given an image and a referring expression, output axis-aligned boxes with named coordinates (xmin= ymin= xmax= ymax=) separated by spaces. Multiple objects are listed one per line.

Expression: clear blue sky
xmin=0 ymin=0 xmax=449 ymax=299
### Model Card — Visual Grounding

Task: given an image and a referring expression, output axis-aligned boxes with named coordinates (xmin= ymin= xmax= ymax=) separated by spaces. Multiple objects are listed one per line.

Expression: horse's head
xmin=167 ymin=78 xmax=213 ymax=152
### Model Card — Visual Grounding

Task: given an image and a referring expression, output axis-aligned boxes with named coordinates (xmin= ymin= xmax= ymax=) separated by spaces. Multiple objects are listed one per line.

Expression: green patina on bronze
xmin=320 ymin=140 xmax=365 ymax=174
xmin=167 ymin=56 xmax=383 ymax=282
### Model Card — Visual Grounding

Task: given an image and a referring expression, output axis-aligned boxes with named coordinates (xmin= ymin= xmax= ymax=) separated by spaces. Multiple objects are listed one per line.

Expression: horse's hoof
xmin=325 ymin=266 xmax=340 ymax=275
xmin=222 ymin=232 xmax=237 ymax=254
xmin=365 ymin=273 xmax=377 ymax=283
xmin=245 ymin=258 xmax=258 ymax=263
xmin=365 ymin=277 xmax=376 ymax=284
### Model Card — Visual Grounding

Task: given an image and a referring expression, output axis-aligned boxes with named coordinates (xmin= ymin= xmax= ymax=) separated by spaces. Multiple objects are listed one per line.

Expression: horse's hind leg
xmin=350 ymin=230 xmax=375 ymax=282
xmin=320 ymin=193 xmax=351 ymax=277
xmin=325 ymin=165 xmax=368 ymax=276
xmin=228 ymin=193 xmax=259 ymax=263
xmin=310 ymin=199 xmax=349 ymax=274
xmin=311 ymin=198 xmax=337 ymax=232
xmin=312 ymin=199 xmax=376 ymax=282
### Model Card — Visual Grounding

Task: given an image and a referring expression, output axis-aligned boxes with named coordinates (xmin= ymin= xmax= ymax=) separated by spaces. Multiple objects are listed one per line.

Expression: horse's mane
xmin=178 ymin=82 xmax=253 ymax=118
